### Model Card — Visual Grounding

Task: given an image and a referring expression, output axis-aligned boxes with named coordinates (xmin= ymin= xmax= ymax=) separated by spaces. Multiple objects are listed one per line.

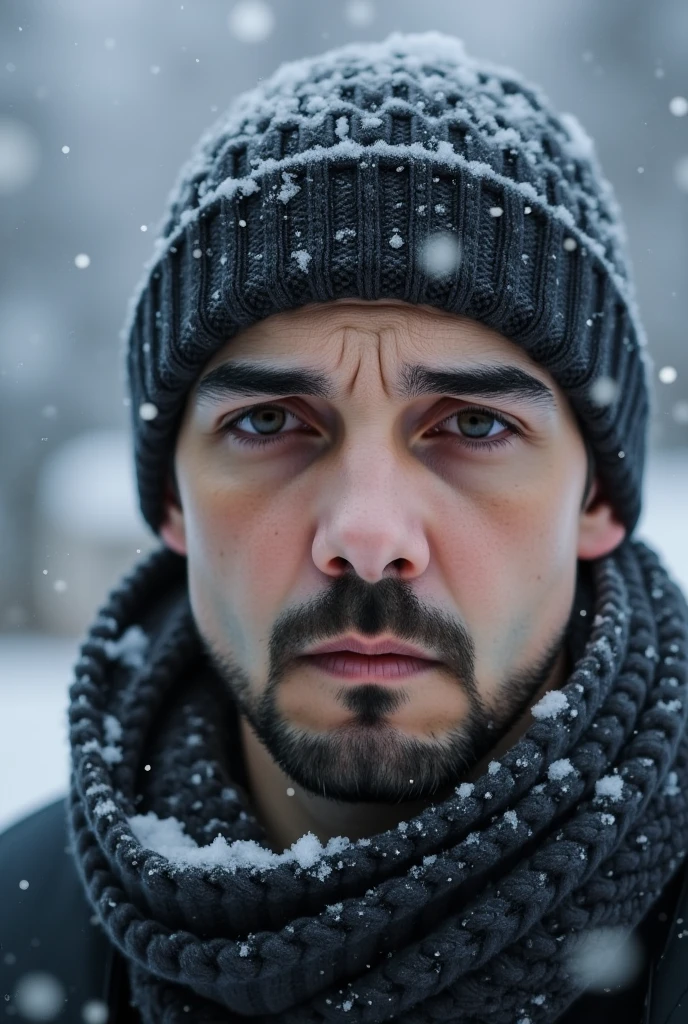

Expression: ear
xmin=577 ymin=477 xmax=626 ymax=561
xmin=159 ymin=475 xmax=188 ymax=557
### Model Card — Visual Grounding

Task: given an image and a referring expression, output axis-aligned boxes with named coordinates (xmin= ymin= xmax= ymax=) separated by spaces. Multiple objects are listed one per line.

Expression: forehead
xmin=200 ymin=298 xmax=555 ymax=387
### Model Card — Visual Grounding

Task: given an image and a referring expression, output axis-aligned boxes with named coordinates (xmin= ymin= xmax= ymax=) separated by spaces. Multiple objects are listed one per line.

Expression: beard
xmin=197 ymin=569 xmax=571 ymax=805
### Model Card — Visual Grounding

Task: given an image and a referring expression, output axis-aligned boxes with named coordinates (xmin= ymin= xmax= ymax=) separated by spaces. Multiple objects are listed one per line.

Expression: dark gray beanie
xmin=123 ymin=31 xmax=653 ymax=537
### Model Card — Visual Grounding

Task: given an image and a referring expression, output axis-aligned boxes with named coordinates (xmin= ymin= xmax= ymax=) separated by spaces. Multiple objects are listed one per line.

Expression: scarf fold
xmin=67 ymin=539 xmax=688 ymax=1023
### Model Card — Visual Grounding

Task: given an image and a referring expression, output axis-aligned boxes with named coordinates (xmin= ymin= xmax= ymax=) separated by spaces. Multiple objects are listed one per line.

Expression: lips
xmin=301 ymin=635 xmax=440 ymax=682
xmin=306 ymin=651 xmax=439 ymax=681
xmin=304 ymin=634 xmax=437 ymax=661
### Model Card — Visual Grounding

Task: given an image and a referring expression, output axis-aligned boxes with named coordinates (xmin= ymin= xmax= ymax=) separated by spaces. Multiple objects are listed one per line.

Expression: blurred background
xmin=1 ymin=0 xmax=687 ymax=831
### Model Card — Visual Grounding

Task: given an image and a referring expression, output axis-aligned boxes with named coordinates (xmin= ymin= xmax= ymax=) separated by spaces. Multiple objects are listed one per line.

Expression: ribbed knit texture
xmin=67 ymin=538 xmax=688 ymax=1023
xmin=123 ymin=31 xmax=652 ymax=537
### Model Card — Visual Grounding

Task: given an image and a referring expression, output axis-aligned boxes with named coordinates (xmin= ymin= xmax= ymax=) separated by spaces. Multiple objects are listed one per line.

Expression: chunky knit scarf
xmin=67 ymin=539 xmax=688 ymax=1024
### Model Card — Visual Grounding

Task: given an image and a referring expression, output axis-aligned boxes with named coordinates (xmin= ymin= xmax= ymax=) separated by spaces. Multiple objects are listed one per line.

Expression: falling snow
xmin=345 ymin=0 xmax=375 ymax=27
xmin=81 ymin=1001 xmax=109 ymax=1024
xmin=227 ymin=0 xmax=275 ymax=44
xmin=659 ymin=366 xmax=678 ymax=384
xmin=139 ymin=402 xmax=158 ymax=421
xmin=12 ymin=972 xmax=66 ymax=1021
xmin=420 ymin=231 xmax=462 ymax=278
xmin=589 ymin=376 xmax=619 ymax=407
xmin=567 ymin=927 xmax=643 ymax=993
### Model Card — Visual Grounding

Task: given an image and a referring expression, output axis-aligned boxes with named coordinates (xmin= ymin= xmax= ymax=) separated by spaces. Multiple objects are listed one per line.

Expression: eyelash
xmin=219 ymin=403 xmax=522 ymax=452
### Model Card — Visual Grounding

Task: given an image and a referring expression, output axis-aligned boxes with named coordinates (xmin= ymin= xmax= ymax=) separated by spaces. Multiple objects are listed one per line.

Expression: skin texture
xmin=160 ymin=298 xmax=626 ymax=853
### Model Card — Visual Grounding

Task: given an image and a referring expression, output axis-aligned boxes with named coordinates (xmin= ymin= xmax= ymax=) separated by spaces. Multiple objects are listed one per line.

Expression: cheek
xmin=182 ymin=470 xmax=304 ymax=648
xmin=433 ymin=451 xmax=582 ymax=673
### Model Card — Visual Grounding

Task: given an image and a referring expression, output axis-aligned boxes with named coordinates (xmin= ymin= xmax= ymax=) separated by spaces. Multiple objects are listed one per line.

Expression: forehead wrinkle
xmin=304 ymin=300 xmax=492 ymax=349
xmin=212 ymin=302 xmax=558 ymax=407
xmin=307 ymin=305 xmax=522 ymax=370
xmin=326 ymin=322 xmax=412 ymax=403
xmin=304 ymin=316 xmax=547 ymax=408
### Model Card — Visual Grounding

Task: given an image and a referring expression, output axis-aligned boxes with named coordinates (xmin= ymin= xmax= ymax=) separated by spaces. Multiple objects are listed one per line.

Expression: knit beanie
xmin=122 ymin=31 xmax=653 ymax=537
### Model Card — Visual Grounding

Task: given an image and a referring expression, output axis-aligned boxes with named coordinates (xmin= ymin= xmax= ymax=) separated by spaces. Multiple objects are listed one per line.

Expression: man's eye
xmin=235 ymin=407 xmax=291 ymax=435
xmin=220 ymin=403 xmax=521 ymax=452
xmin=424 ymin=405 xmax=521 ymax=451
xmin=220 ymin=405 xmax=309 ymax=447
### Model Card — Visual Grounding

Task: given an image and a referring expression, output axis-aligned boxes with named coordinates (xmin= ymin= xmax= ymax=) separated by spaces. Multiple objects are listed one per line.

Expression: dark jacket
xmin=2 ymin=799 xmax=688 ymax=1023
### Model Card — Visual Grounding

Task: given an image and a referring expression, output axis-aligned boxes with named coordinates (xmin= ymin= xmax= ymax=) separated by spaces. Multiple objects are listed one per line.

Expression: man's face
xmin=161 ymin=299 xmax=625 ymax=804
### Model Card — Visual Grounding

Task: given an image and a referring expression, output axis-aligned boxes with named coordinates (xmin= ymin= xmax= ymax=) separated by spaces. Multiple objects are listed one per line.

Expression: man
xmin=2 ymin=30 xmax=688 ymax=1024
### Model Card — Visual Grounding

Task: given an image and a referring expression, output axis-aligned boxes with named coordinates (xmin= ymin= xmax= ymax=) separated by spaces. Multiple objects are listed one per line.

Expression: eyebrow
xmin=194 ymin=360 xmax=556 ymax=410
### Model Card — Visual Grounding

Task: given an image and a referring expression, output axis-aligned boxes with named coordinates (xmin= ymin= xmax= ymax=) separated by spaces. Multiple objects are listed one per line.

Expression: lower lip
xmin=305 ymin=652 xmax=439 ymax=681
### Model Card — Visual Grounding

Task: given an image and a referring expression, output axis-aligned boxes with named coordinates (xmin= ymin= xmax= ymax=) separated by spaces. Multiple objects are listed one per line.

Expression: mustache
xmin=267 ymin=569 xmax=477 ymax=693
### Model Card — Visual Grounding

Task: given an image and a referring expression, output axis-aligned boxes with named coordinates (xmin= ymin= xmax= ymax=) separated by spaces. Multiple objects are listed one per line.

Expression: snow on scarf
xmin=67 ymin=539 xmax=688 ymax=1023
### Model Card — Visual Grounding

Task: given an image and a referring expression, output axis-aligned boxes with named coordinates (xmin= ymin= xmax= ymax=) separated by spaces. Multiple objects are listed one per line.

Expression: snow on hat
xmin=123 ymin=31 xmax=652 ymax=536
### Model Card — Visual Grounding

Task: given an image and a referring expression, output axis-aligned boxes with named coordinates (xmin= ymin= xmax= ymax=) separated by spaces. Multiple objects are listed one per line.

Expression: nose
xmin=311 ymin=444 xmax=430 ymax=583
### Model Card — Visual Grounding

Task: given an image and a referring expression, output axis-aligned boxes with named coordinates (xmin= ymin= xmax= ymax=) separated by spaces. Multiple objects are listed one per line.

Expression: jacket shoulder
xmin=646 ymin=853 xmax=688 ymax=1024
xmin=0 ymin=797 xmax=116 ymax=1022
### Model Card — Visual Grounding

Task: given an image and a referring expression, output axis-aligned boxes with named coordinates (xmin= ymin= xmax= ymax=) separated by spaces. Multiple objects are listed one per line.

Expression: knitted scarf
xmin=67 ymin=538 xmax=688 ymax=1024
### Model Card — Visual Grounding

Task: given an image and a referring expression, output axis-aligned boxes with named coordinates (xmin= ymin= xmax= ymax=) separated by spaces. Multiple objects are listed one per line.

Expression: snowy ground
xmin=0 ymin=635 xmax=77 ymax=832
xmin=1 ymin=447 xmax=687 ymax=835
